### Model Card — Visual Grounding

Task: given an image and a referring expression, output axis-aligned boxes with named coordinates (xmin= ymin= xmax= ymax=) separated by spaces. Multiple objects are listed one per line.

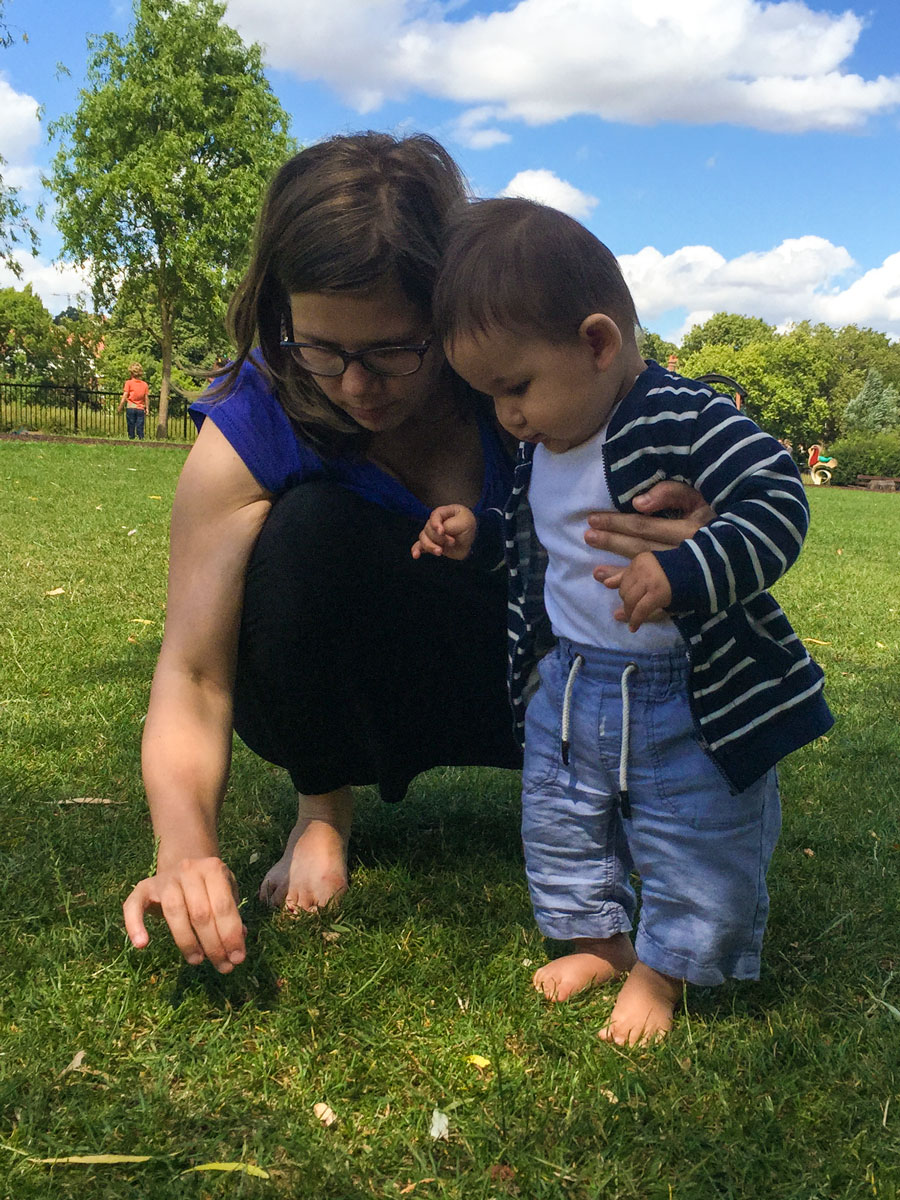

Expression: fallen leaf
xmin=321 ymin=930 xmax=340 ymax=943
xmin=127 ymin=636 xmax=137 ymax=644
xmin=314 ymin=1102 xmax=337 ymax=1127
xmin=58 ymin=797 xmax=120 ymax=806
xmin=249 ymin=851 xmax=260 ymax=864
xmin=466 ymin=1054 xmax=490 ymax=1070
xmin=95 ymin=505 xmax=102 ymax=509
xmin=876 ymin=642 xmax=886 ymax=649
xmin=181 ymin=1162 xmax=269 ymax=1178
xmin=127 ymin=529 xmax=137 ymax=537
xmin=488 ymin=1164 xmax=517 ymax=1183
xmin=836 ymin=548 xmax=843 ymax=555
xmin=132 ymin=619 xmax=152 ymax=625
xmin=598 ymin=1087 xmax=619 ymax=1103
xmin=398 ymin=1181 xmax=436 ymax=1195
xmin=148 ymin=495 xmax=162 ymax=499
xmin=801 ymin=638 xmax=831 ymax=645
xmin=58 ymin=1051 xmax=86 ymax=1076
xmin=31 ymin=1154 xmax=153 ymax=1165
xmin=45 ymin=587 xmax=65 ymax=596
xmin=429 ymin=1109 xmax=449 ymax=1141
xmin=803 ymin=848 xmax=815 ymax=857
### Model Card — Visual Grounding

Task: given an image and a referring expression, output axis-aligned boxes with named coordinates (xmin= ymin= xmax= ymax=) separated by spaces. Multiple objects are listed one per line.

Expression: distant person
xmin=118 ymin=363 xmax=149 ymax=440
xmin=413 ymin=197 xmax=834 ymax=1045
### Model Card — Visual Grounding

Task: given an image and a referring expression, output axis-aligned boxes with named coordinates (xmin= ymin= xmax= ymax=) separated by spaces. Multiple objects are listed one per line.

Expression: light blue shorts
xmin=521 ymin=639 xmax=781 ymax=986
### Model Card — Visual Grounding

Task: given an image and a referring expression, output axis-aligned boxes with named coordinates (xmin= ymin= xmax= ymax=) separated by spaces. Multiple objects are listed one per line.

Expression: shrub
xmin=828 ymin=433 xmax=900 ymax=485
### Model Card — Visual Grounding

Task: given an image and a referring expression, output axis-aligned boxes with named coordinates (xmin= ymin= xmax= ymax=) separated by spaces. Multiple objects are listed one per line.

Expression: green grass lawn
xmin=1 ymin=441 xmax=898 ymax=1199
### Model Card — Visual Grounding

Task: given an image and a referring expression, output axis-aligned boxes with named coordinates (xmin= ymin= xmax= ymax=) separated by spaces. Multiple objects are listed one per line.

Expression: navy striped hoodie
xmin=505 ymin=360 xmax=834 ymax=794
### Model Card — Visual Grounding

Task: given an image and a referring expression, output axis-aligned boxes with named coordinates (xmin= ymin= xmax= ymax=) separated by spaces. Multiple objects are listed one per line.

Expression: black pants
xmin=233 ymin=480 xmax=522 ymax=803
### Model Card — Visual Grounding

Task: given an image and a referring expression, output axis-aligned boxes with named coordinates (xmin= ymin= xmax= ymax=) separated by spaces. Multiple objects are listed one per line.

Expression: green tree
xmin=680 ymin=312 xmax=775 ymax=356
xmin=681 ymin=325 xmax=832 ymax=446
xmin=638 ymin=329 xmax=678 ymax=365
xmin=843 ymin=368 xmax=900 ymax=435
xmin=0 ymin=1 xmax=40 ymax=275
xmin=48 ymin=0 xmax=294 ymax=436
xmin=0 ymin=284 xmax=56 ymax=380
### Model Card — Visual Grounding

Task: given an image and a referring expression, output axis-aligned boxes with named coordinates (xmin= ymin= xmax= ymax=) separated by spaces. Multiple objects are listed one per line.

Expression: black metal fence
xmin=0 ymin=379 xmax=198 ymax=442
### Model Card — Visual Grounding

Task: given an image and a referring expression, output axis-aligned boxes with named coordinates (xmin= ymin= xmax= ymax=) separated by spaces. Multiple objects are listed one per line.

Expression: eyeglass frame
xmin=279 ymin=326 xmax=434 ymax=378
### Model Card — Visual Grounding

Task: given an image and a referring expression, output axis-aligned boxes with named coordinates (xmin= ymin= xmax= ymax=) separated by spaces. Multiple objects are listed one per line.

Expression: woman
xmin=122 ymin=132 xmax=709 ymax=973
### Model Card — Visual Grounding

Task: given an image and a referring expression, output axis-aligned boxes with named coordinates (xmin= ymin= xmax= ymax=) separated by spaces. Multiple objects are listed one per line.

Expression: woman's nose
xmin=341 ymin=360 xmax=376 ymax=397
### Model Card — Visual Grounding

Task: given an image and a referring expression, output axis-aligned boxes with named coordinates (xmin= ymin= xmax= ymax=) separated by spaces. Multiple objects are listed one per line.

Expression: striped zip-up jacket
xmin=506 ymin=360 xmax=834 ymax=795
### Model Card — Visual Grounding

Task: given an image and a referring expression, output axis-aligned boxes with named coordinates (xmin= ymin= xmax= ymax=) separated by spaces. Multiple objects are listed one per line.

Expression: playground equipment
xmin=807 ymin=444 xmax=837 ymax=486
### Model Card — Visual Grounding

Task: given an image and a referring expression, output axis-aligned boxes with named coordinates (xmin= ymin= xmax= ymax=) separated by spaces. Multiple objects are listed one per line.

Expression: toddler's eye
xmin=508 ymin=381 xmax=530 ymax=396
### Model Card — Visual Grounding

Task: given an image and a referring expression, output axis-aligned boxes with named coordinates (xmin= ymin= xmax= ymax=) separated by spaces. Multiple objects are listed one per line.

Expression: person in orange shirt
xmin=117 ymin=363 xmax=149 ymax=439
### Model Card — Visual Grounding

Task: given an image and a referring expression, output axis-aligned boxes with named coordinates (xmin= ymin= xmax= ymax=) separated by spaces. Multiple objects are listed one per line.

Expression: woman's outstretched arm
xmin=122 ymin=420 xmax=272 ymax=973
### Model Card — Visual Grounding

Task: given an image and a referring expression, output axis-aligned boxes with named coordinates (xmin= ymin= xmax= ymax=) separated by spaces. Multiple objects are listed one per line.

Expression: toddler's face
xmin=447 ymin=328 xmax=619 ymax=454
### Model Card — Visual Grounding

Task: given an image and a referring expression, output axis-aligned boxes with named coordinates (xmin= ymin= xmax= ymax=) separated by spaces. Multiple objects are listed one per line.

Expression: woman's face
xmin=287 ymin=279 xmax=444 ymax=435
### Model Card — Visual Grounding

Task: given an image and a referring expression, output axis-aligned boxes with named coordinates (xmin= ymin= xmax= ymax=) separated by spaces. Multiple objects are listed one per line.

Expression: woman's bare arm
xmin=122 ymin=420 xmax=273 ymax=972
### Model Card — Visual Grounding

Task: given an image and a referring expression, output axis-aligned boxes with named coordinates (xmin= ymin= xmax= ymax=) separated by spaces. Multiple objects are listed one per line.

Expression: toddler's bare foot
xmin=533 ymin=933 xmax=636 ymax=1001
xmin=258 ymin=788 xmax=353 ymax=913
xmin=598 ymin=960 xmax=682 ymax=1045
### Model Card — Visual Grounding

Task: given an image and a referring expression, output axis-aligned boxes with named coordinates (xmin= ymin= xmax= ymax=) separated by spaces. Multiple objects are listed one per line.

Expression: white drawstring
xmin=560 ymin=654 xmax=584 ymax=765
xmin=560 ymin=655 xmax=638 ymax=821
xmin=617 ymin=662 xmax=638 ymax=819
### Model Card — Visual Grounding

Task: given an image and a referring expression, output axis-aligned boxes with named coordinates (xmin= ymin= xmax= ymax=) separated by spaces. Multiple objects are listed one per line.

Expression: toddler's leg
xmin=522 ymin=649 xmax=636 ymax=1001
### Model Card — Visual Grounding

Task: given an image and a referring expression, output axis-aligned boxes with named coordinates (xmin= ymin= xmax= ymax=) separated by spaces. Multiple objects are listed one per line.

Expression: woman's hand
xmin=584 ymin=480 xmax=714 ymax=562
xmin=123 ymin=857 xmax=247 ymax=973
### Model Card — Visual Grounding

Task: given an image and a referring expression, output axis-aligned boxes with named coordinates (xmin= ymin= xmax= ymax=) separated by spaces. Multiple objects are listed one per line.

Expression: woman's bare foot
xmin=598 ymin=961 xmax=683 ymax=1045
xmin=258 ymin=788 xmax=353 ymax=913
xmin=533 ymin=933 xmax=637 ymax=1001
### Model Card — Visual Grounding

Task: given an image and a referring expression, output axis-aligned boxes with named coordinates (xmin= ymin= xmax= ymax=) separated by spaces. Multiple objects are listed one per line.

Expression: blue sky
xmin=2 ymin=0 xmax=899 ymax=343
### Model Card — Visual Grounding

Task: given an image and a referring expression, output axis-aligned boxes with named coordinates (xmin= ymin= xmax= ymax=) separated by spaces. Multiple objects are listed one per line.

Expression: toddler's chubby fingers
xmin=411 ymin=526 xmax=455 ymax=559
xmin=593 ymin=564 xmax=625 ymax=589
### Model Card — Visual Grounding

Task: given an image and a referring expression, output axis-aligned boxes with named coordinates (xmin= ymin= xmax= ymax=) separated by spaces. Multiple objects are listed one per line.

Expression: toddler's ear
xmin=579 ymin=313 xmax=622 ymax=369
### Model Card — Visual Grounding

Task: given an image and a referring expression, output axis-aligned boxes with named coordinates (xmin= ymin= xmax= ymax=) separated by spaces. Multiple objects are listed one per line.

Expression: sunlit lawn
xmin=1 ymin=440 xmax=898 ymax=1199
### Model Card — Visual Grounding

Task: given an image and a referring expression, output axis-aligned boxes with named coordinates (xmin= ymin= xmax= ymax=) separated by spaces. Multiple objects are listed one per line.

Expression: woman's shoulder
xmin=189 ymin=354 xmax=323 ymax=493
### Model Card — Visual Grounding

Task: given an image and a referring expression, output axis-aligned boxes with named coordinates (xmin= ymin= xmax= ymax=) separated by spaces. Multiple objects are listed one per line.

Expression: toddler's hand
xmin=411 ymin=504 xmax=477 ymax=561
xmin=594 ymin=551 xmax=672 ymax=631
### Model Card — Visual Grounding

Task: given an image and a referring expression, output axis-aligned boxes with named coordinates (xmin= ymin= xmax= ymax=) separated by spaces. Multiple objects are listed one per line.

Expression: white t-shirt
xmin=529 ymin=424 xmax=681 ymax=652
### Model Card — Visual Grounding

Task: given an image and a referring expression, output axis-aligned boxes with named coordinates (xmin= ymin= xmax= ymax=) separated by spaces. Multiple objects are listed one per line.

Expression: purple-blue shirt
xmin=190 ymin=356 xmax=513 ymax=531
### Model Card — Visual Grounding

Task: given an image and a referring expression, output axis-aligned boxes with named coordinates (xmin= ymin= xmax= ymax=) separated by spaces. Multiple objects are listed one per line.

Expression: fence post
xmin=73 ymin=384 xmax=79 ymax=433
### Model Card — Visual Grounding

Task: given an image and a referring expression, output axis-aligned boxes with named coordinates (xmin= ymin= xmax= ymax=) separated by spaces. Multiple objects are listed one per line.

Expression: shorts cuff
xmin=635 ymin=927 xmax=761 ymax=987
xmin=533 ymin=902 xmax=633 ymax=943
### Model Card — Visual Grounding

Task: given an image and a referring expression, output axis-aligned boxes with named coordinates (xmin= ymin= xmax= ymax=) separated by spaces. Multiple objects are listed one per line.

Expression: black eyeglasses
xmin=280 ymin=333 xmax=433 ymax=378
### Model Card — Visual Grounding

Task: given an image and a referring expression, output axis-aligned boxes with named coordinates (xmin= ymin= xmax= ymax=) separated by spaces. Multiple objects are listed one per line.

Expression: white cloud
xmin=499 ymin=169 xmax=598 ymax=219
xmin=450 ymin=106 xmax=512 ymax=150
xmin=0 ymin=252 xmax=93 ymax=313
xmin=618 ymin=237 xmax=900 ymax=341
xmin=0 ymin=76 xmax=41 ymax=163
xmin=224 ymin=0 xmax=900 ymax=133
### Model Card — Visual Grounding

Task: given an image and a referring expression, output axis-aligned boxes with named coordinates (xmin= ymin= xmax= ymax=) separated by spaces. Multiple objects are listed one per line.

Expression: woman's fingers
xmin=124 ymin=860 xmax=246 ymax=972
xmin=122 ymin=878 xmax=159 ymax=949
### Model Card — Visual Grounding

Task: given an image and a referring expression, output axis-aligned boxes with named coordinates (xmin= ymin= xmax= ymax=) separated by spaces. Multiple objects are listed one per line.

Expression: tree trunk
xmin=156 ymin=297 xmax=173 ymax=439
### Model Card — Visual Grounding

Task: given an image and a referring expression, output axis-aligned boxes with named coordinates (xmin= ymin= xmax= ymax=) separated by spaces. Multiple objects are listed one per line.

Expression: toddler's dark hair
xmin=434 ymin=196 xmax=638 ymax=346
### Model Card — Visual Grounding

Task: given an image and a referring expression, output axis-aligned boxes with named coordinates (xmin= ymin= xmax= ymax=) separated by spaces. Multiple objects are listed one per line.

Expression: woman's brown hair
xmin=213 ymin=131 xmax=470 ymax=454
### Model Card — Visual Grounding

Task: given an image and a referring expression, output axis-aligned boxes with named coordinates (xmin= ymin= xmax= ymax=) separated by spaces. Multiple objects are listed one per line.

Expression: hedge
xmin=828 ymin=432 xmax=900 ymax=485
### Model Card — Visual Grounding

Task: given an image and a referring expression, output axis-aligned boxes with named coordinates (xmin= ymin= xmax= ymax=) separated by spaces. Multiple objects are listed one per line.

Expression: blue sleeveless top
xmin=190 ymin=356 xmax=513 ymax=543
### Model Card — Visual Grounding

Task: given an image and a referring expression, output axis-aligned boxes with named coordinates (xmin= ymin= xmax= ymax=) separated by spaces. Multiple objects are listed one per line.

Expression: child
xmin=117 ymin=362 xmax=149 ymax=440
xmin=413 ymin=198 xmax=833 ymax=1045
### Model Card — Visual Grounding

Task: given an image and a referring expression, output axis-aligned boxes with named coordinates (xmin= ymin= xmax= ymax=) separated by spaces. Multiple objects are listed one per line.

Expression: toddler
xmin=413 ymin=198 xmax=833 ymax=1044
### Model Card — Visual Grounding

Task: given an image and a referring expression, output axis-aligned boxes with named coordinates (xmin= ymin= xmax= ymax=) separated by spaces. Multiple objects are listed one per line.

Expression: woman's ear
xmin=579 ymin=313 xmax=622 ymax=369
